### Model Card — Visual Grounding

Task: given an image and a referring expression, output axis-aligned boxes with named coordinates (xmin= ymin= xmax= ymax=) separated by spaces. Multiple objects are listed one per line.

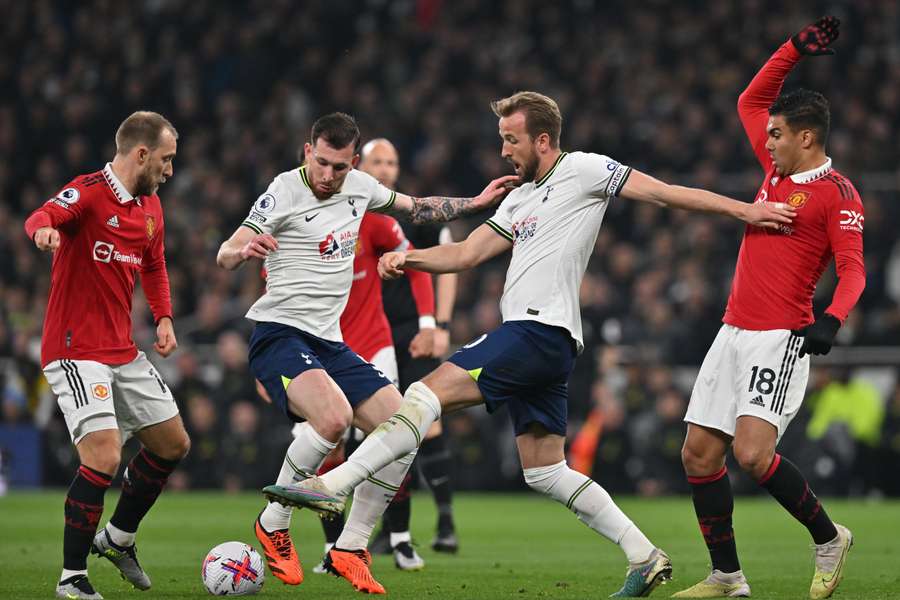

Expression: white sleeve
xmin=573 ymin=152 xmax=632 ymax=199
xmin=240 ymin=176 xmax=293 ymax=236
xmin=485 ymin=194 xmax=515 ymax=243
xmin=438 ymin=226 xmax=454 ymax=245
xmin=367 ymin=177 xmax=398 ymax=213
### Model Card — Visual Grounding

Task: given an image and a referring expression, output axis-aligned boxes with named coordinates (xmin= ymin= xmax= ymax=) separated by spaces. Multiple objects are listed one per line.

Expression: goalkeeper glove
xmin=794 ymin=314 xmax=841 ymax=357
xmin=791 ymin=16 xmax=841 ymax=56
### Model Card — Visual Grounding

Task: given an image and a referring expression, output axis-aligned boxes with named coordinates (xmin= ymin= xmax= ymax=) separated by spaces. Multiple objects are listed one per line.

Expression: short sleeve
xmin=572 ymin=152 xmax=632 ymax=199
xmin=485 ymin=194 xmax=515 ymax=243
xmin=241 ymin=176 xmax=293 ymax=236
xmin=367 ymin=178 xmax=398 ymax=214
xmin=370 ymin=214 xmax=409 ymax=253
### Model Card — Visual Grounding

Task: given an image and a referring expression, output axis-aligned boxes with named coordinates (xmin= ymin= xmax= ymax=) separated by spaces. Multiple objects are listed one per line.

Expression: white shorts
xmin=44 ymin=351 xmax=179 ymax=445
xmin=685 ymin=324 xmax=809 ymax=442
xmin=291 ymin=345 xmax=398 ymax=439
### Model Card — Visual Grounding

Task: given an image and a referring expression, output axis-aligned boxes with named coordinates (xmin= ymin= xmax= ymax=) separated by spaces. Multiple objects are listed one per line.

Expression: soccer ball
xmin=201 ymin=541 xmax=265 ymax=596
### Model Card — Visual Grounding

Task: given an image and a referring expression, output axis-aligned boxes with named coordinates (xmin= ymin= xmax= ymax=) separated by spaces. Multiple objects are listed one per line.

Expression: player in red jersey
xmin=25 ymin=112 xmax=190 ymax=600
xmin=674 ymin=17 xmax=862 ymax=600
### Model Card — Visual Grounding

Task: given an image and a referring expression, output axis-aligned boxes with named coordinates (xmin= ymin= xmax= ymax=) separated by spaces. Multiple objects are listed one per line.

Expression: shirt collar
xmin=789 ymin=157 xmax=832 ymax=184
xmin=103 ymin=163 xmax=139 ymax=204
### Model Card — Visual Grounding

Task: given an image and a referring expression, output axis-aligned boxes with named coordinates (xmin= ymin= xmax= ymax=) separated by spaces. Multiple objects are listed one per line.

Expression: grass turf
xmin=1 ymin=491 xmax=897 ymax=599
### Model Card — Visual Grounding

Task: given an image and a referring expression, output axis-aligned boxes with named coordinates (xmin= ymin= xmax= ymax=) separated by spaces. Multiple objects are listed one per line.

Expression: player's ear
xmin=801 ymin=129 xmax=816 ymax=149
xmin=136 ymin=145 xmax=149 ymax=164
xmin=351 ymin=154 xmax=360 ymax=169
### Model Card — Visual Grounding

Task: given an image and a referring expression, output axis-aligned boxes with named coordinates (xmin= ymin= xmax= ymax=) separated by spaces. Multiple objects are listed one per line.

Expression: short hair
xmin=311 ymin=112 xmax=361 ymax=154
xmin=491 ymin=91 xmax=562 ymax=148
xmin=115 ymin=111 xmax=178 ymax=155
xmin=769 ymin=89 xmax=830 ymax=147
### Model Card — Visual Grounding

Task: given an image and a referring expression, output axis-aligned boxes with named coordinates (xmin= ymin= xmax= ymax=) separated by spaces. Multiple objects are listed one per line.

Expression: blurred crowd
xmin=2 ymin=0 xmax=900 ymax=493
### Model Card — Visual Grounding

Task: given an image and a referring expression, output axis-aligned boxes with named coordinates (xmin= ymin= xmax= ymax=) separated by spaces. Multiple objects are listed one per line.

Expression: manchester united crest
xmin=786 ymin=190 xmax=810 ymax=208
xmin=146 ymin=215 xmax=156 ymax=239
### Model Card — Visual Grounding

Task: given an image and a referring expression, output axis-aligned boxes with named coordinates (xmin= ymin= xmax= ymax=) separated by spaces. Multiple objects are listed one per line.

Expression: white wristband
xmin=419 ymin=315 xmax=436 ymax=330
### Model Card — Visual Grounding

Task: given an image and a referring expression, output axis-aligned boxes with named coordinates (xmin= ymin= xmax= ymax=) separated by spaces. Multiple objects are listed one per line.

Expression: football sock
xmin=321 ymin=381 xmax=440 ymax=496
xmin=109 ymin=448 xmax=178 ymax=539
xmin=385 ymin=472 xmax=412 ymax=533
xmin=260 ymin=423 xmax=336 ymax=531
xmin=688 ymin=466 xmax=741 ymax=573
xmin=320 ymin=509 xmax=345 ymax=545
xmin=523 ymin=460 xmax=654 ymax=564
xmin=390 ymin=531 xmax=412 ymax=546
xmin=105 ymin=521 xmax=136 ymax=548
xmin=335 ymin=451 xmax=417 ymax=550
xmin=758 ymin=454 xmax=838 ymax=545
xmin=419 ymin=433 xmax=455 ymax=532
xmin=64 ymin=465 xmax=112 ymax=570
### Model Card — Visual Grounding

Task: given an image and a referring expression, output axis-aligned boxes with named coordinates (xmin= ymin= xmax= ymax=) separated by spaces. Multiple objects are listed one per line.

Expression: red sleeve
xmin=368 ymin=214 xmax=435 ymax=316
xmin=406 ymin=245 xmax=435 ymax=317
xmin=24 ymin=180 xmax=91 ymax=239
xmin=823 ymin=195 xmax=866 ymax=322
xmin=140 ymin=207 xmax=173 ymax=323
xmin=738 ymin=41 xmax=802 ymax=171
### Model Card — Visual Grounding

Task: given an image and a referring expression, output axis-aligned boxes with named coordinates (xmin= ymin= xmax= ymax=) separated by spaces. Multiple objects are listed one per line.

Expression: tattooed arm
xmin=390 ymin=175 xmax=518 ymax=224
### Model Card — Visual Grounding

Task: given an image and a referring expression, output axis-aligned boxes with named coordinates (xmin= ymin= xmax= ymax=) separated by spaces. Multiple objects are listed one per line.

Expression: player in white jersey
xmin=264 ymin=95 xmax=795 ymax=597
xmin=216 ymin=112 xmax=516 ymax=594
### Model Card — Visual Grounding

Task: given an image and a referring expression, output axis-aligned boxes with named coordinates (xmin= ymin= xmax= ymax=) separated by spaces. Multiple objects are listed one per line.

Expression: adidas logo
xmin=749 ymin=395 xmax=765 ymax=407
xmin=106 ymin=215 xmax=120 ymax=228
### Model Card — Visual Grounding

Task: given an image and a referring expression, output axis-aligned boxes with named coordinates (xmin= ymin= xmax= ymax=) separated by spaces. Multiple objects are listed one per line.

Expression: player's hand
xmin=432 ymin=327 xmax=450 ymax=357
xmin=793 ymin=313 xmax=841 ymax=357
xmin=378 ymin=252 xmax=407 ymax=279
xmin=473 ymin=175 xmax=519 ymax=211
xmin=255 ymin=379 xmax=273 ymax=404
xmin=409 ymin=328 xmax=436 ymax=359
xmin=154 ymin=317 xmax=178 ymax=357
xmin=33 ymin=226 xmax=61 ymax=252
xmin=744 ymin=201 xmax=796 ymax=229
xmin=791 ymin=16 xmax=840 ymax=56
xmin=239 ymin=233 xmax=278 ymax=261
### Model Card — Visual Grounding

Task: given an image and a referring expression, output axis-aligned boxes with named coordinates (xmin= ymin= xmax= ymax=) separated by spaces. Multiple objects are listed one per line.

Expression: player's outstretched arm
xmin=379 ymin=223 xmax=511 ymax=279
xmin=619 ymin=169 xmax=796 ymax=229
xmin=216 ymin=225 xmax=279 ymax=270
xmin=389 ymin=175 xmax=518 ymax=224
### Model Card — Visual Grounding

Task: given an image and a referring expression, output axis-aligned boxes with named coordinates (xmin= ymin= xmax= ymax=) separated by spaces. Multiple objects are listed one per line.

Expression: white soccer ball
xmin=201 ymin=541 xmax=265 ymax=596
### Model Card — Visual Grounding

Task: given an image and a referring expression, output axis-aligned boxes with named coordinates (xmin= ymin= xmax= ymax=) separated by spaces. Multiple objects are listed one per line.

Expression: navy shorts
xmin=448 ymin=320 xmax=576 ymax=436
xmin=248 ymin=322 xmax=393 ymax=422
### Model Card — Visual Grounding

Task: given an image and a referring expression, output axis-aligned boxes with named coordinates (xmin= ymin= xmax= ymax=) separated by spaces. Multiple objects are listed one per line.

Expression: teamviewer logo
xmin=93 ymin=241 xmax=114 ymax=263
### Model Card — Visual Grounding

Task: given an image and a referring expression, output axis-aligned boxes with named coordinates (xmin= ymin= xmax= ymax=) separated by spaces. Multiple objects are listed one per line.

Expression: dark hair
xmin=310 ymin=112 xmax=361 ymax=154
xmin=769 ymin=89 xmax=830 ymax=147
xmin=115 ymin=111 xmax=178 ymax=155
xmin=491 ymin=91 xmax=562 ymax=148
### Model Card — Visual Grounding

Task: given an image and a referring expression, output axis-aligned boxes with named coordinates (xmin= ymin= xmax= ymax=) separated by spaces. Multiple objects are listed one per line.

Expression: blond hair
xmin=491 ymin=91 xmax=562 ymax=148
xmin=115 ymin=111 xmax=178 ymax=155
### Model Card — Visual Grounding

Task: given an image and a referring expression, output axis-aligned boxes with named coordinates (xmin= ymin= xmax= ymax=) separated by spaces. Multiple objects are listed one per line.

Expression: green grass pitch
xmin=2 ymin=491 xmax=897 ymax=599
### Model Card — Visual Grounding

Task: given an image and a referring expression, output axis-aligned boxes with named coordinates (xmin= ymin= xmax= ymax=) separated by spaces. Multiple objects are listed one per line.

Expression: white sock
xmin=523 ymin=460 xmax=655 ymax=564
xmin=105 ymin=521 xmax=135 ymax=547
xmin=335 ymin=451 xmax=416 ymax=550
xmin=323 ymin=542 xmax=335 ymax=554
xmin=321 ymin=382 xmax=441 ymax=496
xmin=390 ymin=531 xmax=411 ymax=547
xmin=60 ymin=568 xmax=87 ymax=583
xmin=260 ymin=422 xmax=337 ymax=531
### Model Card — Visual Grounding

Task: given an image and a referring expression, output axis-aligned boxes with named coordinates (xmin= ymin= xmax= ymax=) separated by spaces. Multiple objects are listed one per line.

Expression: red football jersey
xmin=340 ymin=213 xmax=434 ymax=361
xmin=725 ymin=41 xmax=865 ymax=331
xmin=25 ymin=164 xmax=172 ymax=367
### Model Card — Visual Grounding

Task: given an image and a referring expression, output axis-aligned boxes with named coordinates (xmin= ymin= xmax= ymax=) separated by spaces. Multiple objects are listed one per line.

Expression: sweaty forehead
xmin=767 ymin=115 xmax=786 ymax=132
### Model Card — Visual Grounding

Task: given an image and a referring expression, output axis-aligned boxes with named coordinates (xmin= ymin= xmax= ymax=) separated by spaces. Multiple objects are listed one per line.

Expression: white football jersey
xmin=485 ymin=151 xmax=631 ymax=352
xmin=241 ymin=166 xmax=396 ymax=341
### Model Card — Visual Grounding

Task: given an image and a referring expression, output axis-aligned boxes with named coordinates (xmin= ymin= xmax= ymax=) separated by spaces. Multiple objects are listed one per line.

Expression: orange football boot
xmin=254 ymin=515 xmax=303 ymax=585
xmin=324 ymin=547 xmax=386 ymax=594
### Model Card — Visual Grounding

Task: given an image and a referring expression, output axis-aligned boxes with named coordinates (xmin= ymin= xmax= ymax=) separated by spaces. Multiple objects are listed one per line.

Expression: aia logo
xmin=93 ymin=241 xmax=114 ymax=263
xmin=319 ymin=233 xmax=339 ymax=259
xmin=839 ymin=210 xmax=864 ymax=232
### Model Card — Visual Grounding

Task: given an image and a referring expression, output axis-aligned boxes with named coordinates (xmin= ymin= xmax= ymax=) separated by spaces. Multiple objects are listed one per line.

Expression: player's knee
xmin=315 ymin=404 xmax=353 ymax=442
xmin=681 ymin=441 xmax=717 ymax=475
xmin=164 ymin=433 xmax=191 ymax=461
xmin=522 ymin=460 xmax=567 ymax=496
xmin=402 ymin=381 xmax=442 ymax=420
xmin=733 ymin=442 xmax=773 ymax=479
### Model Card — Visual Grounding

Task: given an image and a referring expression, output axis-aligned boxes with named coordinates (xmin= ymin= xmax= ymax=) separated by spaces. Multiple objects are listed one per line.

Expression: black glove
xmin=793 ymin=314 xmax=841 ymax=357
xmin=791 ymin=16 xmax=841 ymax=56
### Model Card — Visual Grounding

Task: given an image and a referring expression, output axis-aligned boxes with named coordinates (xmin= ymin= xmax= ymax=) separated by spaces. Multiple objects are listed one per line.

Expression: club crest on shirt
xmin=786 ymin=190 xmax=810 ymax=208
xmin=145 ymin=215 xmax=156 ymax=239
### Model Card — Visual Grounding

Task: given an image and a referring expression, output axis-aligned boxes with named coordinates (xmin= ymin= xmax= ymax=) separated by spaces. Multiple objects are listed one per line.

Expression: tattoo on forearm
xmin=408 ymin=196 xmax=475 ymax=224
